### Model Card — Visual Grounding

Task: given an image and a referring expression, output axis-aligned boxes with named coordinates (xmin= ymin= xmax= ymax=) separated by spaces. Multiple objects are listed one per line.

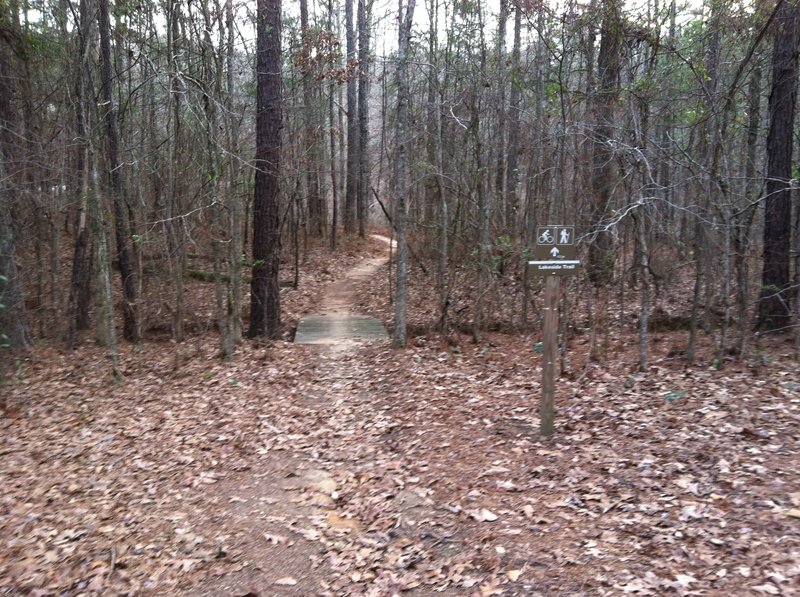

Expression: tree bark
xmin=300 ymin=0 xmax=324 ymax=237
xmin=66 ymin=0 xmax=93 ymax=349
xmin=249 ymin=0 xmax=283 ymax=339
xmin=0 ymin=2 xmax=31 ymax=354
xmin=0 ymin=160 xmax=31 ymax=353
xmin=735 ymin=66 xmax=761 ymax=357
xmin=328 ymin=0 xmax=340 ymax=251
xmin=165 ymin=0 xmax=184 ymax=342
xmin=472 ymin=0 xmax=491 ymax=342
xmin=587 ymin=0 xmax=622 ymax=361
xmin=505 ymin=0 xmax=522 ymax=238
xmin=393 ymin=0 xmax=416 ymax=348
xmin=522 ymin=8 xmax=547 ymax=329
xmin=759 ymin=0 xmax=800 ymax=331
xmin=357 ymin=0 xmax=371 ymax=238
xmin=344 ymin=0 xmax=358 ymax=235
xmin=98 ymin=0 xmax=139 ymax=341
xmin=588 ymin=0 xmax=622 ymax=290
xmin=495 ymin=0 xmax=509 ymax=229
xmin=197 ymin=0 xmax=230 ymax=358
xmin=226 ymin=0 xmax=243 ymax=346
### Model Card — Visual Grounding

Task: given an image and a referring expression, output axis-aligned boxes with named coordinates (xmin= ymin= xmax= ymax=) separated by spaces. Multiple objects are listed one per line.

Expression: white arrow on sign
xmin=550 ymin=247 xmax=560 ymax=257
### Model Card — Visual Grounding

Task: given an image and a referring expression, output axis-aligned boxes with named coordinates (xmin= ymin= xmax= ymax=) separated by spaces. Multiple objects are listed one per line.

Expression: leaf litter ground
xmin=2 ymin=236 xmax=799 ymax=596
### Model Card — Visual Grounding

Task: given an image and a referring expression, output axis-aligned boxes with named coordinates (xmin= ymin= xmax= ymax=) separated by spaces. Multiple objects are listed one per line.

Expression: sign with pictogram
xmin=529 ymin=225 xmax=580 ymax=276
xmin=526 ymin=224 xmax=581 ymax=437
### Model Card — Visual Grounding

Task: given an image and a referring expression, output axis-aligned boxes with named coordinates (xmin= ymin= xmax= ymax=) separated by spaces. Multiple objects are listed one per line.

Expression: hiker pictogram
xmin=531 ymin=224 xmax=581 ymax=276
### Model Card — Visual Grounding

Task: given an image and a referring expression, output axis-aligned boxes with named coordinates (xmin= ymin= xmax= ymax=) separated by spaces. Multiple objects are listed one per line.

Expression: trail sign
xmin=529 ymin=225 xmax=581 ymax=276
xmin=527 ymin=225 xmax=581 ymax=437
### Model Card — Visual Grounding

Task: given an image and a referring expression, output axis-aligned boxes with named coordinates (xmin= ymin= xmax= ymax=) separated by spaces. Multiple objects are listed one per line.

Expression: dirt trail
xmin=294 ymin=235 xmax=393 ymax=347
xmin=192 ymin=235 xmax=405 ymax=595
xmin=319 ymin=234 xmax=393 ymax=316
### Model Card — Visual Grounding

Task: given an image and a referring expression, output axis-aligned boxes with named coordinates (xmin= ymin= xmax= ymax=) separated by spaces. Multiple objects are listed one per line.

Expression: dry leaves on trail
xmin=2 ymin=234 xmax=799 ymax=595
xmin=3 ymin=332 xmax=799 ymax=595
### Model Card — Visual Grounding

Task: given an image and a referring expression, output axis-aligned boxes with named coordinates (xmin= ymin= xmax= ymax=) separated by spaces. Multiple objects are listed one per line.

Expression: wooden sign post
xmin=529 ymin=226 xmax=580 ymax=437
xmin=540 ymin=275 xmax=560 ymax=436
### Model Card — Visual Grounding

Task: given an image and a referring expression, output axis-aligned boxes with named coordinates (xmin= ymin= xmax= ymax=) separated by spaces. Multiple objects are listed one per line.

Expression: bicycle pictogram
xmin=537 ymin=229 xmax=554 ymax=244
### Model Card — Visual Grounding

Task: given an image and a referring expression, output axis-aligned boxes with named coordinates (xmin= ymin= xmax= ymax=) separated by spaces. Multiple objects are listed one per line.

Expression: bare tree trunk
xmin=300 ymin=0 xmax=324 ymax=237
xmin=328 ymin=1 xmax=340 ymax=250
xmin=344 ymin=0 xmax=358 ymax=235
xmin=329 ymin=94 xmax=339 ymax=247
xmin=522 ymin=9 xmax=546 ymax=329
xmin=472 ymin=0 xmax=490 ymax=343
xmin=505 ymin=0 xmax=522 ymax=237
xmin=90 ymin=162 xmax=120 ymax=377
xmin=165 ymin=0 xmax=184 ymax=342
xmin=795 ymin=178 xmax=800 ymax=357
xmin=635 ymin=211 xmax=650 ymax=371
xmin=588 ymin=0 xmax=622 ymax=361
xmin=436 ymin=99 xmax=449 ymax=333
xmin=0 ymin=168 xmax=31 ymax=352
xmin=687 ymin=0 xmax=722 ymax=362
xmin=495 ymin=0 xmax=509 ymax=229
xmin=66 ymin=0 xmax=93 ymax=349
xmin=759 ymin=0 xmax=800 ymax=331
xmin=393 ymin=0 xmax=416 ymax=348
xmin=357 ymin=0 xmax=371 ymax=238
xmin=197 ymin=0 xmax=231 ymax=358
xmin=0 ymin=35 xmax=32 ymax=373
xmin=226 ymin=0 xmax=243 ymax=346
xmin=98 ymin=0 xmax=138 ymax=341
xmin=423 ymin=0 xmax=438 ymax=247
xmin=736 ymin=66 xmax=761 ymax=358
xmin=249 ymin=0 xmax=283 ymax=339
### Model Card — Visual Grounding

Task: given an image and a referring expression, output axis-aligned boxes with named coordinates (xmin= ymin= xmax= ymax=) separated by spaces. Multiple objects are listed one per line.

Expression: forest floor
xmin=1 ymin=234 xmax=799 ymax=596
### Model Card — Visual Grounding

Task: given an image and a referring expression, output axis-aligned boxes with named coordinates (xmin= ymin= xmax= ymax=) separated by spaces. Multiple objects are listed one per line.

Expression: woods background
xmin=1 ymin=0 xmax=799 ymax=368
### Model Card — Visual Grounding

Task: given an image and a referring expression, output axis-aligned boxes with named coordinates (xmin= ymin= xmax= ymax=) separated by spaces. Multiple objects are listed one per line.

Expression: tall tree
xmin=328 ymin=0 xmax=341 ymax=250
xmin=357 ymin=0 xmax=371 ymax=237
xmin=588 ymin=0 xmax=621 ymax=290
xmin=249 ymin=0 xmax=283 ymax=339
xmin=65 ymin=0 xmax=93 ymax=350
xmin=393 ymin=0 xmax=416 ymax=348
xmin=494 ymin=0 xmax=509 ymax=227
xmin=505 ymin=0 xmax=522 ymax=234
xmin=758 ymin=0 xmax=800 ymax=331
xmin=226 ymin=0 xmax=244 ymax=346
xmin=300 ymin=0 xmax=324 ymax=237
xmin=165 ymin=0 xmax=185 ymax=342
xmin=344 ymin=0 xmax=358 ymax=234
xmin=587 ymin=0 xmax=622 ymax=360
xmin=471 ymin=0 xmax=491 ymax=342
xmin=98 ymin=0 xmax=139 ymax=341
xmin=0 ymin=30 xmax=31 ymax=351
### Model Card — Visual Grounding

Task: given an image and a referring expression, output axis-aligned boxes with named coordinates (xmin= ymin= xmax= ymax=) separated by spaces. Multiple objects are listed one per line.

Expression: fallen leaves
xmin=324 ymin=513 xmax=360 ymax=532
xmin=262 ymin=533 xmax=289 ymax=545
xmin=505 ymin=568 xmax=523 ymax=581
xmin=2 ymin=238 xmax=799 ymax=596
xmin=467 ymin=508 xmax=498 ymax=522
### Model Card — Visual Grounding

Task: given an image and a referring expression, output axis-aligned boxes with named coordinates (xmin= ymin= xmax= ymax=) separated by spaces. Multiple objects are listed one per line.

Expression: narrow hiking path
xmin=315 ymin=234 xmax=393 ymax=317
xmin=294 ymin=234 xmax=393 ymax=346
xmin=190 ymin=233 xmax=452 ymax=595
